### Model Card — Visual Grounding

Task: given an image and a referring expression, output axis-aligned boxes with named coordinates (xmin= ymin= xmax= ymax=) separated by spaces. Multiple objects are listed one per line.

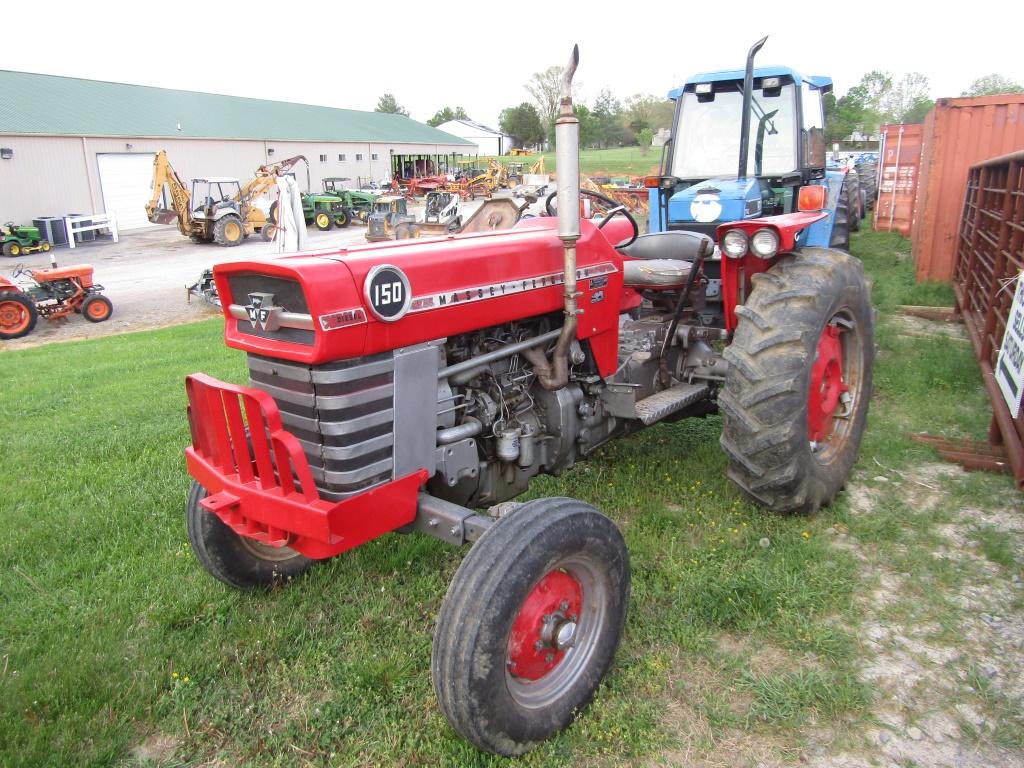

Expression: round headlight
xmin=750 ymin=228 xmax=780 ymax=258
xmin=721 ymin=229 xmax=748 ymax=259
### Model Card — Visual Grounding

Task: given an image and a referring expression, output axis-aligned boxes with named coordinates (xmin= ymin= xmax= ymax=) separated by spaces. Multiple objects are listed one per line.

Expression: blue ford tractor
xmin=647 ymin=37 xmax=851 ymax=324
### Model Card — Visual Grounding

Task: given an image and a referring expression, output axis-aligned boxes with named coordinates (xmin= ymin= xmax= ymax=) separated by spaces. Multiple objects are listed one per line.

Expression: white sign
xmin=995 ymin=274 xmax=1024 ymax=418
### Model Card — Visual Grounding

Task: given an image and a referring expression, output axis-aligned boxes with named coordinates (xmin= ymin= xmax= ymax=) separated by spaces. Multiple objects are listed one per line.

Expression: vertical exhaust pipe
xmin=532 ymin=44 xmax=581 ymax=391
xmin=737 ymin=35 xmax=767 ymax=180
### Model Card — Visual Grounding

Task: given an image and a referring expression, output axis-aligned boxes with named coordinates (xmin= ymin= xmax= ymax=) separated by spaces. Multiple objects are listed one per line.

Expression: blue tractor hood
xmin=667 ymin=177 xmax=762 ymax=227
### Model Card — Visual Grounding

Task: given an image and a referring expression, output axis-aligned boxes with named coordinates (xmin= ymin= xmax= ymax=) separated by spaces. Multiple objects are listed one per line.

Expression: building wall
xmin=0 ymin=134 xmax=475 ymax=226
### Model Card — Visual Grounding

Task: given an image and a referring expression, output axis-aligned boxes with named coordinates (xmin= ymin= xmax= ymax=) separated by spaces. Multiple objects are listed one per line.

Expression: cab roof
xmin=668 ymin=66 xmax=832 ymax=99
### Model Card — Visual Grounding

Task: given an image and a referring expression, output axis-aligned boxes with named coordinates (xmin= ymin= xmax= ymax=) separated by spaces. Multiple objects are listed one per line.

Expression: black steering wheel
xmin=12 ymin=264 xmax=31 ymax=279
xmin=545 ymin=189 xmax=639 ymax=249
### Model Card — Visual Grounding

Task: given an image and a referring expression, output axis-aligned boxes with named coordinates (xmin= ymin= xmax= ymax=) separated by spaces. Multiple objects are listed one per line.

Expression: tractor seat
xmin=623 ymin=259 xmax=692 ymax=288
xmin=618 ymin=230 xmax=712 ymax=261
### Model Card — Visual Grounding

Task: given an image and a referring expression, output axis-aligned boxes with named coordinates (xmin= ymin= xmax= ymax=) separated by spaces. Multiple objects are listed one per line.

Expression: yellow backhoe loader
xmin=146 ymin=151 xmax=308 ymax=246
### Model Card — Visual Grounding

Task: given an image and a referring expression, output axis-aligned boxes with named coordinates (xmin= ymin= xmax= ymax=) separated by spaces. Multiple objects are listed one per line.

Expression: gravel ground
xmin=1 ymin=196 xmax=513 ymax=350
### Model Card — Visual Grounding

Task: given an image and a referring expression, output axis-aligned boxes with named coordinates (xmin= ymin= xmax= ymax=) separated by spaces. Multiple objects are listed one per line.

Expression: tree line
xmin=373 ymin=70 xmax=1023 ymax=150
xmin=825 ymin=71 xmax=1022 ymax=144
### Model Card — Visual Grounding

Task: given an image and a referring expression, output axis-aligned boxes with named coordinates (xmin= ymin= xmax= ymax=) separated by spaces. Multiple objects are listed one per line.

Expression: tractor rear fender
xmin=0 ymin=275 xmax=19 ymax=291
xmin=716 ymin=211 xmax=827 ymax=330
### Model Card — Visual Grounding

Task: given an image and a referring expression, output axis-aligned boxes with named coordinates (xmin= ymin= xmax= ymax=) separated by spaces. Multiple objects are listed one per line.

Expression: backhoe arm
xmin=147 ymin=150 xmax=193 ymax=235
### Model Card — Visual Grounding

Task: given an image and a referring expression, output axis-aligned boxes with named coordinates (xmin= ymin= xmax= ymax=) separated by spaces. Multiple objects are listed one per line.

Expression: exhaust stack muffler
xmin=534 ymin=44 xmax=581 ymax=391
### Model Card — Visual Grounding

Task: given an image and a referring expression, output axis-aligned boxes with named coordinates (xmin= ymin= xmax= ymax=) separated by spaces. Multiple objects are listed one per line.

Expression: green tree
xmin=374 ymin=94 xmax=409 ymax=116
xmin=499 ymin=103 xmax=545 ymax=146
xmin=526 ymin=66 xmax=564 ymax=124
xmin=637 ymin=127 xmax=654 ymax=153
xmin=592 ymin=88 xmax=625 ymax=148
xmin=962 ymin=74 xmax=1024 ymax=96
xmin=426 ymin=106 xmax=469 ymax=127
xmin=624 ymin=94 xmax=673 ymax=146
xmin=574 ymin=105 xmax=601 ymax=148
xmin=884 ymin=72 xmax=931 ymax=123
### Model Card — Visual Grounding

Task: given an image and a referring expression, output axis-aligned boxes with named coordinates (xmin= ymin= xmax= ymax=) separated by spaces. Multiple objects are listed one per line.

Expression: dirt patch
xmin=129 ymin=733 xmax=179 ymax=765
xmin=812 ymin=465 xmax=1024 ymax=767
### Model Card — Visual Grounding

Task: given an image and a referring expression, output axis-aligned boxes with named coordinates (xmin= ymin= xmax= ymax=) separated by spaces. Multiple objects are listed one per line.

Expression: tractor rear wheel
xmin=432 ymin=497 xmax=630 ymax=756
xmin=0 ymin=291 xmax=37 ymax=339
xmin=719 ymin=248 xmax=873 ymax=514
xmin=82 ymin=294 xmax=113 ymax=323
xmin=213 ymin=215 xmax=244 ymax=247
xmin=186 ymin=481 xmax=314 ymax=590
xmin=830 ymin=179 xmax=851 ymax=251
xmin=314 ymin=211 xmax=333 ymax=231
xmin=3 ymin=242 xmax=20 ymax=258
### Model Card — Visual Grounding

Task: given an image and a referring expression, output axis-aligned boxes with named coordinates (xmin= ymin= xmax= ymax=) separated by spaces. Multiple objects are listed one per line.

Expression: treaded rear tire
xmin=718 ymin=248 xmax=873 ymax=514
xmin=186 ymin=481 xmax=314 ymax=590
xmin=830 ymin=179 xmax=851 ymax=252
xmin=212 ymin=215 xmax=244 ymax=247
xmin=431 ymin=497 xmax=630 ymax=756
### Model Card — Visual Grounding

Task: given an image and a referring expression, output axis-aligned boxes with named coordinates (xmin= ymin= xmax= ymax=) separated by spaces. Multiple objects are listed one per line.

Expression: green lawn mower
xmin=2 ymin=222 xmax=51 ymax=257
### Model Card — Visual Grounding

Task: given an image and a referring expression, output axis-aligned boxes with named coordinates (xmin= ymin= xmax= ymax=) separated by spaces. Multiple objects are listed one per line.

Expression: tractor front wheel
xmin=719 ymin=248 xmax=873 ymax=514
xmin=830 ymin=179 xmax=851 ymax=252
xmin=82 ymin=294 xmax=113 ymax=323
xmin=186 ymin=481 xmax=314 ymax=590
xmin=0 ymin=291 xmax=38 ymax=339
xmin=334 ymin=209 xmax=350 ymax=228
xmin=213 ymin=215 xmax=245 ymax=247
xmin=432 ymin=497 xmax=630 ymax=756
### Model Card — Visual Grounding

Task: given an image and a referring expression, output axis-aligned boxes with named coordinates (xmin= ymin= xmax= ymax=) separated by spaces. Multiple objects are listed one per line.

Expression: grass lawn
xmin=482 ymin=147 xmax=663 ymax=178
xmin=1 ymin=229 xmax=1015 ymax=767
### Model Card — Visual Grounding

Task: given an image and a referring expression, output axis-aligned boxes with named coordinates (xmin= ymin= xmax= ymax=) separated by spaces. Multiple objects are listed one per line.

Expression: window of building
xmin=338 ymin=153 xmax=346 ymax=161
xmin=319 ymin=154 xmax=328 ymax=162
xmin=356 ymin=153 xmax=363 ymax=161
xmin=371 ymin=153 xmax=379 ymax=161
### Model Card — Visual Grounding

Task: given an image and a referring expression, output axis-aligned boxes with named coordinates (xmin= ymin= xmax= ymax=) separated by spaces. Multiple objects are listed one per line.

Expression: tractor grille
xmin=247 ymin=352 xmax=395 ymax=500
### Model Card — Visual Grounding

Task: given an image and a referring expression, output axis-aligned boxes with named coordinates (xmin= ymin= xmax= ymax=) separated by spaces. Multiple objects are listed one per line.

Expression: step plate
xmin=634 ymin=383 xmax=710 ymax=426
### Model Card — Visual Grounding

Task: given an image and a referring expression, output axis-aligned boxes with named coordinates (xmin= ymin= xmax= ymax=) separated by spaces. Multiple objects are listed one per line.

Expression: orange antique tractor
xmin=181 ymin=45 xmax=873 ymax=755
xmin=0 ymin=261 xmax=113 ymax=340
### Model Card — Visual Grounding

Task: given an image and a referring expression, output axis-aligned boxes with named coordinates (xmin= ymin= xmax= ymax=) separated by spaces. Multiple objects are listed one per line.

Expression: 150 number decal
xmin=365 ymin=265 xmax=412 ymax=322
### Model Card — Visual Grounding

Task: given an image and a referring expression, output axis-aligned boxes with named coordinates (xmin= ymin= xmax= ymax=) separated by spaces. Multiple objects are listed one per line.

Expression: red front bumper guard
xmin=184 ymin=373 xmax=427 ymax=560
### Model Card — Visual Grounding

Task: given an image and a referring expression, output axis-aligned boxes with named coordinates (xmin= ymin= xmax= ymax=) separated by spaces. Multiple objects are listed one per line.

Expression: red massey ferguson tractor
xmin=183 ymin=47 xmax=873 ymax=755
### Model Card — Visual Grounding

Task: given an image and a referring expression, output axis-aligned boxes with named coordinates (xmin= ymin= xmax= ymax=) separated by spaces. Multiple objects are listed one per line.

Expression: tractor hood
xmin=211 ymin=217 xmax=627 ymax=371
xmin=667 ymin=177 xmax=762 ymax=228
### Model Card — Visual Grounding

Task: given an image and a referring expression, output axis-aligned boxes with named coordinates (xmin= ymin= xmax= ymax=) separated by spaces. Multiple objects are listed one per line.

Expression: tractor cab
xmin=191 ymin=178 xmax=242 ymax=220
xmin=651 ymin=62 xmax=837 ymax=247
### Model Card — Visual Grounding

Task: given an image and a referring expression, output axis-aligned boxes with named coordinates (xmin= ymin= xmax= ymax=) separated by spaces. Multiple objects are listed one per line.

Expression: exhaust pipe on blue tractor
xmin=737 ymin=35 xmax=768 ymax=181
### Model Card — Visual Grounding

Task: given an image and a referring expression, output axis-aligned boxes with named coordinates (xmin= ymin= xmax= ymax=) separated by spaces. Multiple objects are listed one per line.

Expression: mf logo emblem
xmin=245 ymin=292 xmax=284 ymax=332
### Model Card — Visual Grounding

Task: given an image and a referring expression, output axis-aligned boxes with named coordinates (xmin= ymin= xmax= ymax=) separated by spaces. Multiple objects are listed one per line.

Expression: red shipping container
xmin=875 ymin=124 xmax=924 ymax=237
xmin=912 ymin=95 xmax=1024 ymax=281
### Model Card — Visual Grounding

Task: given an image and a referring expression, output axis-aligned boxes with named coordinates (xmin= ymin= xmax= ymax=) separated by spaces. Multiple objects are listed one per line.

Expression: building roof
xmin=438 ymin=119 xmax=510 ymax=138
xmin=0 ymin=70 xmax=474 ymax=145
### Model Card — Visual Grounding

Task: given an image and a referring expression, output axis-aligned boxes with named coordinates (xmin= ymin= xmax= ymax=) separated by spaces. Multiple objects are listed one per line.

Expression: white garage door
xmin=97 ymin=153 xmax=160 ymax=230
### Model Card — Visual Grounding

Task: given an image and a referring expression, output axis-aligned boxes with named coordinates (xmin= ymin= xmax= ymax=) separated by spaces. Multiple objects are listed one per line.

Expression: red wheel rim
xmin=507 ymin=569 xmax=583 ymax=681
xmin=0 ymin=299 xmax=30 ymax=334
xmin=86 ymin=300 xmax=109 ymax=320
xmin=807 ymin=324 xmax=849 ymax=443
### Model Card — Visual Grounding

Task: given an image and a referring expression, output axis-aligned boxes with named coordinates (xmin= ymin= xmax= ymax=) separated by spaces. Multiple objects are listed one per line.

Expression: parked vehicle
xmin=365 ymin=196 xmax=418 ymax=241
xmin=1 ymin=222 xmax=51 ymax=258
xmin=0 ymin=261 xmax=112 ymax=339
xmin=182 ymin=43 xmax=872 ymax=757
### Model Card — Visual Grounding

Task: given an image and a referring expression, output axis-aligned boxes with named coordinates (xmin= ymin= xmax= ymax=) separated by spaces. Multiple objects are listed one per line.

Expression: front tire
xmin=719 ymin=248 xmax=873 ymax=514
xmin=432 ymin=497 xmax=630 ymax=756
xmin=186 ymin=481 xmax=314 ymax=590
xmin=82 ymin=294 xmax=113 ymax=323
xmin=830 ymin=179 xmax=851 ymax=251
xmin=334 ymin=209 xmax=350 ymax=228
